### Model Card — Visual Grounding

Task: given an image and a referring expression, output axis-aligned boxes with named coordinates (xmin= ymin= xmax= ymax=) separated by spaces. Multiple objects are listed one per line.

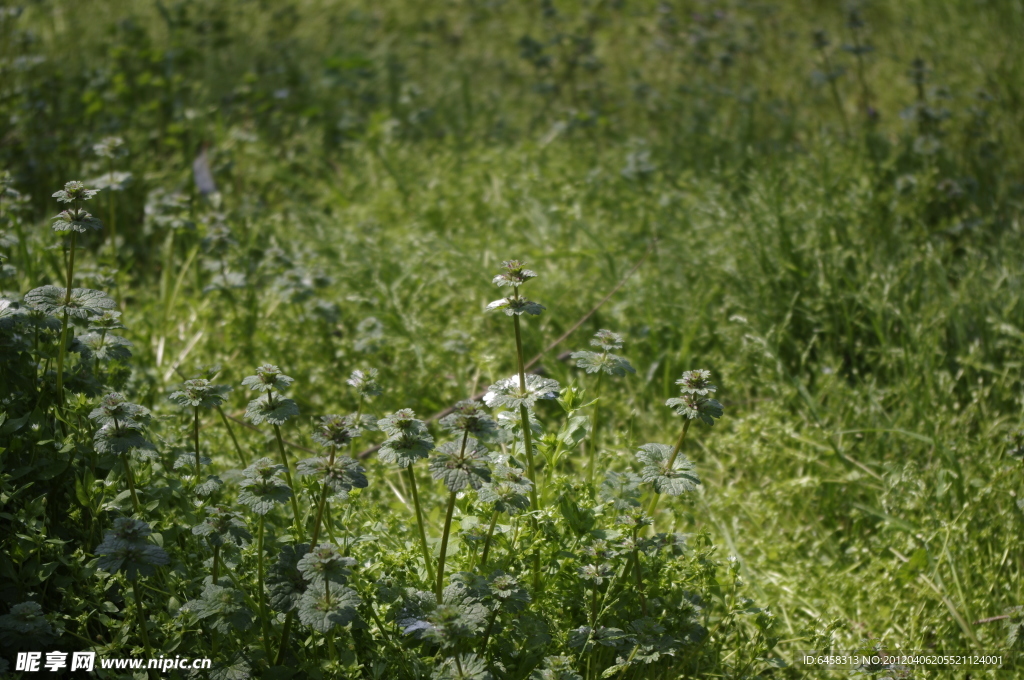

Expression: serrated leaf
xmin=24 ymin=286 xmax=116 ymax=319
xmin=244 ymin=394 xmax=298 ymax=425
xmin=267 ymin=544 xmax=310 ymax=613
xmin=297 ymin=582 xmax=360 ymax=632
xmin=636 ymin=443 xmax=700 ymax=496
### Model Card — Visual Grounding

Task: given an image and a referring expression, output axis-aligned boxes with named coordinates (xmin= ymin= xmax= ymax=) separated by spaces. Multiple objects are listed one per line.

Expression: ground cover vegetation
xmin=1 ymin=0 xmax=1023 ymax=678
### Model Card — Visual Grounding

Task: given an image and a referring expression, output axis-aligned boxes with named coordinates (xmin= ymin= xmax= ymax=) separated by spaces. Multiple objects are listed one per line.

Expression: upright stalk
xmin=309 ymin=449 xmax=337 ymax=547
xmin=588 ymin=371 xmax=604 ymax=485
xmin=511 ymin=295 xmax=542 ymax=591
xmin=131 ymin=579 xmax=155 ymax=677
xmin=479 ymin=509 xmax=500 ymax=569
xmin=435 ymin=492 xmax=457 ymax=602
xmin=215 ymin=405 xmax=248 ymax=465
xmin=512 ymin=311 xmax=539 ymax=506
xmin=193 ymin=407 xmax=202 ymax=479
xmin=406 ymin=466 xmax=435 ymax=584
xmin=632 ymin=527 xmax=647 ymax=617
xmin=435 ymin=431 xmax=468 ymax=602
xmin=212 ymin=544 xmax=221 ymax=585
xmin=55 ymin=231 xmax=77 ymax=406
xmin=257 ymin=516 xmax=272 ymax=657
xmin=106 ymin=159 xmax=117 ymax=256
xmin=645 ymin=419 xmax=692 ymax=522
xmin=275 ymin=613 xmax=295 ymax=665
xmin=267 ymin=392 xmax=302 ymax=537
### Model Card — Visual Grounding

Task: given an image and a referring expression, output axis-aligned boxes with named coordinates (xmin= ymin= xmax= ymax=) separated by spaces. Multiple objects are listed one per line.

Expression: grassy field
xmin=2 ymin=0 xmax=1024 ymax=678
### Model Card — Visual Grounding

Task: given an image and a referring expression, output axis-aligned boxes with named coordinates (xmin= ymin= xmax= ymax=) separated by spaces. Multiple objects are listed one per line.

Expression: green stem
xmin=212 ymin=544 xmax=220 ymax=585
xmin=349 ymin=395 xmax=364 ymax=459
xmin=480 ymin=607 xmax=500 ymax=653
xmin=435 ymin=491 xmax=457 ymax=603
xmin=645 ymin=419 xmax=692 ymax=525
xmin=55 ymin=231 xmax=77 ymax=406
xmin=271 ymin=417 xmax=302 ymax=538
xmin=257 ymin=516 xmax=272 ymax=658
xmin=310 ymin=449 xmax=337 ymax=547
xmin=107 ymin=161 xmax=117 ymax=256
xmin=512 ymin=312 xmax=539 ymax=503
xmin=588 ymin=371 xmax=604 ymax=485
xmin=131 ymin=579 xmax=155 ymax=671
xmin=120 ymin=442 xmax=140 ymax=514
xmin=216 ymin=405 xmax=248 ymax=465
xmin=193 ymin=406 xmax=202 ymax=479
xmin=325 ymin=584 xmax=337 ymax=661
xmin=435 ymin=430 xmax=468 ymax=601
xmin=407 ymin=466 xmax=435 ymax=584
xmin=632 ymin=529 xmax=647 ymax=617
xmin=513 ymin=308 xmax=542 ymax=592
xmin=479 ymin=509 xmax=500 ymax=569
xmin=274 ymin=612 xmax=294 ymax=665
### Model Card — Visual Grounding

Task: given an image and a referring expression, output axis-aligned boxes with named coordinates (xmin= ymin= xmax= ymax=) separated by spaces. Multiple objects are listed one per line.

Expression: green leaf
xmin=267 ymin=544 xmax=310 ymax=614
xmin=429 ymin=438 xmax=491 ymax=492
xmin=183 ymin=584 xmax=253 ymax=634
xmin=25 ymin=286 xmax=116 ymax=319
xmin=636 ymin=444 xmax=701 ymax=496
xmin=244 ymin=393 xmax=299 ymax=426
xmin=297 ymin=582 xmax=361 ymax=632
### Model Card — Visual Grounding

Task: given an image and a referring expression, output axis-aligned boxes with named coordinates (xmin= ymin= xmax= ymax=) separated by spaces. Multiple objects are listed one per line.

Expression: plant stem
xmin=325 ymin=584 xmax=337 ymax=661
xmin=512 ymin=312 xmax=539 ymax=505
xmin=479 ymin=509 xmax=500 ymax=569
xmin=310 ymin=449 xmax=337 ymax=546
xmin=106 ymin=161 xmax=116 ymax=255
xmin=131 ymin=579 xmax=155 ymax=673
xmin=588 ymin=371 xmax=604 ymax=485
xmin=267 ymin=397 xmax=302 ymax=537
xmin=512 ymin=308 xmax=542 ymax=592
xmin=481 ymin=607 xmax=500 ymax=653
xmin=645 ymin=419 xmax=692 ymax=523
xmin=193 ymin=406 xmax=202 ymax=479
xmin=212 ymin=544 xmax=220 ymax=585
xmin=435 ymin=491 xmax=457 ymax=603
xmin=215 ymin=405 xmax=248 ymax=465
xmin=120 ymin=447 xmax=140 ymax=514
xmin=274 ymin=613 xmax=295 ymax=665
xmin=257 ymin=515 xmax=272 ymax=658
xmin=350 ymin=395 xmax=364 ymax=459
xmin=406 ymin=465 xmax=435 ymax=584
xmin=632 ymin=528 xmax=647 ymax=617
xmin=435 ymin=430 xmax=468 ymax=601
xmin=55 ymin=231 xmax=77 ymax=406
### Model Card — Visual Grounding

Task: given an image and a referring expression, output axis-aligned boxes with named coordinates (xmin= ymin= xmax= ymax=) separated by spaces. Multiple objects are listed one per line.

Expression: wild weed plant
xmin=2 ymin=1 xmax=1023 ymax=678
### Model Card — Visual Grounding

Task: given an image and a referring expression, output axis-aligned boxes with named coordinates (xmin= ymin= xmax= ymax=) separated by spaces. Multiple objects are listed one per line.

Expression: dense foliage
xmin=1 ymin=0 xmax=1023 ymax=678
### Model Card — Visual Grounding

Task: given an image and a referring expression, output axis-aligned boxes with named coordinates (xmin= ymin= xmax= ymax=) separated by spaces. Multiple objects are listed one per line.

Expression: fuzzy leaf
xmin=96 ymin=519 xmax=169 ymax=580
xmin=296 ymin=544 xmax=356 ymax=585
xmin=267 ymin=544 xmax=310 ymax=613
xmin=636 ymin=443 xmax=701 ymax=495
xmin=484 ymin=374 xmax=560 ymax=410
xmin=25 ymin=285 xmax=115 ymax=319
xmin=571 ymin=351 xmax=635 ymax=377
xmin=184 ymin=584 xmax=253 ymax=634
xmin=241 ymin=364 xmax=294 ymax=393
xmin=295 ymin=455 xmax=368 ymax=496
xmin=297 ymin=582 xmax=361 ymax=632
xmin=486 ymin=297 xmax=545 ymax=316
xmin=52 ymin=208 xmax=103 ymax=233
xmin=429 ymin=438 xmax=491 ymax=492
xmin=192 ymin=507 xmax=251 ymax=547
xmin=379 ymin=432 xmax=434 ymax=468
xmin=244 ymin=393 xmax=299 ymax=425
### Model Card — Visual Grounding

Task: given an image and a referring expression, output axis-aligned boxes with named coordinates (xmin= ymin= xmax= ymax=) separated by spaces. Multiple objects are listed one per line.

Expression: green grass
xmin=2 ymin=0 xmax=1024 ymax=677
